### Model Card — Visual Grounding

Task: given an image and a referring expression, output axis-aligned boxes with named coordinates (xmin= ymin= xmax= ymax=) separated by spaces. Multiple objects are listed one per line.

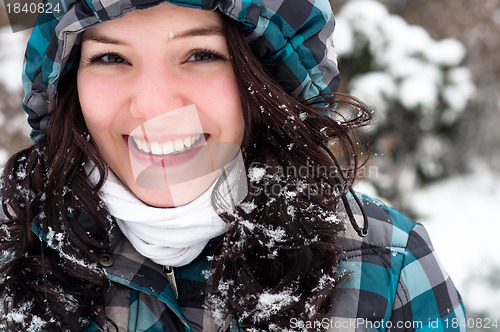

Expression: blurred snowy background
xmin=0 ymin=0 xmax=499 ymax=328
xmin=333 ymin=0 xmax=500 ymax=327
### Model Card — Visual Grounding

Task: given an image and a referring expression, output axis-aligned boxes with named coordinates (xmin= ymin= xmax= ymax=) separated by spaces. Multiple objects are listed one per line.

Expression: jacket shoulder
xmin=337 ymin=194 xmax=418 ymax=254
xmin=330 ymin=194 xmax=466 ymax=330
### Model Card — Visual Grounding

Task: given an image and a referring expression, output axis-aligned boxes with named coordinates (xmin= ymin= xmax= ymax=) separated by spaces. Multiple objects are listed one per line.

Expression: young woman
xmin=1 ymin=0 xmax=465 ymax=331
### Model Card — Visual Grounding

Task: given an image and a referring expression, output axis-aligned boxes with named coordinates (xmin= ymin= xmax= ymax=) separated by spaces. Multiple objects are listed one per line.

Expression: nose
xmin=129 ymin=65 xmax=187 ymax=120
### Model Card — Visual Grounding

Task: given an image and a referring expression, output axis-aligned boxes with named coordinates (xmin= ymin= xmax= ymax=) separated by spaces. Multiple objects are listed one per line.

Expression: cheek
xmin=198 ymin=74 xmax=244 ymax=134
xmin=77 ymin=73 xmax=121 ymax=133
xmin=222 ymin=78 xmax=245 ymax=140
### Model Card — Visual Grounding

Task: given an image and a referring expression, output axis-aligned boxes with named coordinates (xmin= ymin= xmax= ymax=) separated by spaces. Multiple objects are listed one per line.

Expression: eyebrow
xmin=173 ymin=26 xmax=224 ymax=39
xmin=81 ymin=25 xmax=224 ymax=45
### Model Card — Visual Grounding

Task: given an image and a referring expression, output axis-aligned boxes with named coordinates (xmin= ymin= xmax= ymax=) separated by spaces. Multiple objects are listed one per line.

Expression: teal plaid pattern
xmin=27 ymin=194 xmax=466 ymax=331
xmin=22 ymin=0 xmax=340 ymax=141
xmin=327 ymin=196 xmax=466 ymax=331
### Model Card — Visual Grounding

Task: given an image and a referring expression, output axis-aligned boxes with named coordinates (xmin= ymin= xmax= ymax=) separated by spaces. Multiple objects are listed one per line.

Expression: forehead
xmin=83 ymin=3 xmax=223 ymax=37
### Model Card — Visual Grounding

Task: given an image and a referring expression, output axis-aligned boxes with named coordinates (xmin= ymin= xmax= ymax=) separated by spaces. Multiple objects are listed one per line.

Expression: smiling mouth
xmin=130 ymin=134 xmax=205 ymax=156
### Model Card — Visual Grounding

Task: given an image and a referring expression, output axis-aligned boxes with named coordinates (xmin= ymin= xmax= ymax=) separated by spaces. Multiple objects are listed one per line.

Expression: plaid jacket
xmin=28 ymin=195 xmax=465 ymax=332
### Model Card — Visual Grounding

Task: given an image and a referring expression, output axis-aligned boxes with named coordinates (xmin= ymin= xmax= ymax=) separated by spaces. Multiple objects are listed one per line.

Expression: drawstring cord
xmin=321 ymin=145 xmax=369 ymax=237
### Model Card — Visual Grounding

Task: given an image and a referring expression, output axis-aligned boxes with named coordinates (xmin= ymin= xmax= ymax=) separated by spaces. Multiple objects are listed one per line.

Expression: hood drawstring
xmin=322 ymin=144 xmax=369 ymax=238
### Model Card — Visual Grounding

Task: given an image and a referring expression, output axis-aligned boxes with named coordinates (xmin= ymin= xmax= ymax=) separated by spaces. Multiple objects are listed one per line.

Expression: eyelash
xmin=85 ymin=51 xmax=128 ymax=65
xmin=85 ymin=48 xmax=227 ymax=65
xmin=185 ymin=48 xmax=227 ymax=63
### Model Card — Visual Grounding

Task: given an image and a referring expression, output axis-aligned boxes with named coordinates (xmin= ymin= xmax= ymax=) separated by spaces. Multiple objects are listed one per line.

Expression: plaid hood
xmin=22 ymin=0 xmax=340 ymax=141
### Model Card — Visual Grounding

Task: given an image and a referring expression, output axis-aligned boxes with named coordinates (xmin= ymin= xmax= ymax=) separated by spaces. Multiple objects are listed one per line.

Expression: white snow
xmin=0 ymin=27 xmax=29 ymax=93
xmin=248 ymin=166 xmax=266 ymax=183
xmin=349 ymin=72 xmax=396 ymax=119
xmin=427 ymin=38 xmax=466 ymax=67
xmin=254 ymin=289 xmax=299 ymax=321
xmin=336 ymin=0 xmax=475 ymax=119
xmin=399 ymin=67 xmax=440 ymax=111
xmin=442 ymin=67 xmax=476 ymax=114
xmin=415 ymin=135 xmax=449 ymax=178
xmin=410 ymin=164 xmax=500 ymax=319
xmin=44 ymin=226 xmax=102 ymax=273
xmin=332 ymin=17 xmax=354 ymax=55
xmin=0 ymin=27 xmax=32 ymax=164
xmin=239 ymin=201 xmax=257 ymax=214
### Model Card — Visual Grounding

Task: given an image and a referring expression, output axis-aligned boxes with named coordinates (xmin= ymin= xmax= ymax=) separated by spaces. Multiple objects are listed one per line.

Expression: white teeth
xmin=162 ymin=141 xmax=174 ymax=154
xmin=150 ymin=142 xmax=162 ymax=155
xmin=174 ymin=138 xmax=184 ymax=151
xmin=143 ymin=142 xmax=151 ymax=153
xmin=132 ymin=134 xmax=203 ymax=156
xmin=135 ymin=139 xmax=143 ymax=150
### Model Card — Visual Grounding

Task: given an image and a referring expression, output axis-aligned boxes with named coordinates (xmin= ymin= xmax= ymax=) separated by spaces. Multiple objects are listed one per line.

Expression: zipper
xmin=163 ymin=265 xmax=178 ymax=299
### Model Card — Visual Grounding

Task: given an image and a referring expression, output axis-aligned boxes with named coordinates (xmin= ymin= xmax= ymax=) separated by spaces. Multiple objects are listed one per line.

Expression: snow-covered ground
xmin=410 ymin=164 xmax=500 ymax=320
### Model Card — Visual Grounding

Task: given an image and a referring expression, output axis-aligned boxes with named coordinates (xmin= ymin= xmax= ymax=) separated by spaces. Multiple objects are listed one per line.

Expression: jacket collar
xmin=104 ymin=227 xmax=192 ymax=329
xmin=30 ymin=212 xmax=210 ymax=330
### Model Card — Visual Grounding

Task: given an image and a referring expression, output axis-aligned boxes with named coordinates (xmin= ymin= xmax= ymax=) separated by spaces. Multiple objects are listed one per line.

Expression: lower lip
xmin=125 ymin=134 xmax=209 ymax=167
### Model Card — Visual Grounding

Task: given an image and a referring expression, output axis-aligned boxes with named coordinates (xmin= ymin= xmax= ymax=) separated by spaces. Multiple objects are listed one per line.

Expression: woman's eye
xmin=103 ymin=54 xmax=126 ymax=63
xmin=90 ymin=53 xmax=129 ymax=65
xmin=187 ymin=50 xmax=225 ymax=63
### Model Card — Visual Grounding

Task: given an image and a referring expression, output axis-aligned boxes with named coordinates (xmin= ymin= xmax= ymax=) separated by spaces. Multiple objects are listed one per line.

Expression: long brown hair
xmin=0 ymin=67 xmax=115 ymax=330
xmin=0 ymin=14 xmax=370 ymax=332
xmin=207 ymin=17 xmax=370 ymax=330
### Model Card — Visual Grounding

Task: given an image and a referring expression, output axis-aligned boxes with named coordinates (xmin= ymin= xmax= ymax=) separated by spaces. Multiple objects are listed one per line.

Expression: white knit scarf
xmin=90 ymin=165 xmax=245 ymax=267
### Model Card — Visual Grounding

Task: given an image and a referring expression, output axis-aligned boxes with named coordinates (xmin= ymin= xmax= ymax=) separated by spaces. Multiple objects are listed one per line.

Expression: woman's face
xmin=78 ymin=3 xmax=245 ymax=207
